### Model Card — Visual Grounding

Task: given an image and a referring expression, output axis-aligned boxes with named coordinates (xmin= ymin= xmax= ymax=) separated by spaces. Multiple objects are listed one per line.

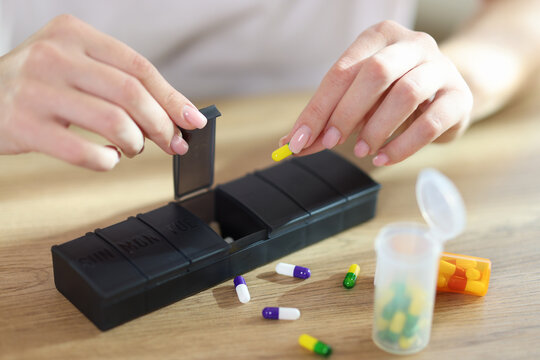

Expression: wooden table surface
xmin=1 ymin=80 xmax=540 ymax=359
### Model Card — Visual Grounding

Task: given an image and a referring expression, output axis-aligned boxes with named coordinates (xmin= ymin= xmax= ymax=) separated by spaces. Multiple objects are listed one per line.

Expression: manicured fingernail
xmin=354 ymin=140 xmax=370 ymax=158
xmin=117 ymin=126 xmax=144 ymax=156
xmin=105 ymin=145 xmax=121 ymax=160
xmin=103 ymin=146 xmax=121 ymax=169
xmin=373 ymin=153 xmax=389 ymax=167
xmin=170 ymin=134 xmax=189 ymax=155
xmin=322 ymin=127 xmax=341 ymax=149
xmin=288 ymin=125 xmax=312 ymax=153
xmin=182 ymin=105 xmax=207 ymax=129
xmin=137 ymin=143 xmax=145 ymax=155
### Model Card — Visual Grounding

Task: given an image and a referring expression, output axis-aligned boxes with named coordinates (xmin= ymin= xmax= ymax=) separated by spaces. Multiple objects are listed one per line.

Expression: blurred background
xmin=415 ymin=0 xmax=480 ymax=41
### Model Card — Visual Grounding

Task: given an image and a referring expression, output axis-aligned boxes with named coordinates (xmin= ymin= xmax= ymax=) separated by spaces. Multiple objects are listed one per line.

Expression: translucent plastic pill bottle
xmin=372 ymin=169 xmax=466 ymax=355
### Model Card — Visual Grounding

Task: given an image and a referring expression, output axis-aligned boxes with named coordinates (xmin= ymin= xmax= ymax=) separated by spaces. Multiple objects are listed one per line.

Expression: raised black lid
xmin=173 ymin=105 xmax=221 ymax=199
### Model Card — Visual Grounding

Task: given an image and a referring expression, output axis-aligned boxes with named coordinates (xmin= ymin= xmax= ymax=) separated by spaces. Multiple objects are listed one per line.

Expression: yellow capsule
xmin=466 ymin=268 xmax=481 ymax=281
xmin=439 ymin=259 xmax=467 ymax=279
xmin=439 ymin=260 xmax=456 ymax=276
xmin=376 ymin=316 xmax=389 ymax=331
xmin=465 ymin=280 xmax=486 ymax=295
xmin=440 ymin=252 xmax=491 ymax=296
xmin=348 ymin=264 xmax=361 ymax=276
xmin=408 ymin=288 xmax=427 ymax=316
xmin=299 ymin=334 xmax=318 ymax=350
xmin=399 ymin=336 xmax=417 ymax=349
xmin=456 ymin=258 xmax=477 ymax=269
xmin=271 ymin=144 xmax=293 ymax=162
xmin=437 ymin=275 xmax=448 ymax=288
xmin=389 ymin=311 xmax=406 ymax=334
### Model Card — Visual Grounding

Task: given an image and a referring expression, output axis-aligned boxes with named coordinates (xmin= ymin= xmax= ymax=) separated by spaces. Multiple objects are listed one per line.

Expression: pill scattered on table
xmin=298 ymin=334 xmax=332 ymax=357
xmin=262 ymin=307 xmax=301 ymax=320
xmin=234 ymin=275 xmax=250 ymax=303
xmin=275 ymin=262 xmax=311 ymax=279
xmin=343 ymin=264 xmax=360 ymax=289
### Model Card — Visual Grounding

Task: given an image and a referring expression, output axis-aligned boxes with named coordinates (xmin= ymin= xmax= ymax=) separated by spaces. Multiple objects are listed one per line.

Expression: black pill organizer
xmin=51 ymin=105 xmax=381 ymax=330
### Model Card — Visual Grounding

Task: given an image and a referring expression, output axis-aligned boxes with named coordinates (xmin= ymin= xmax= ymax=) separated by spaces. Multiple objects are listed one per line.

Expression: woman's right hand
xmin=0 ymin=14 xmax=207 ymax=171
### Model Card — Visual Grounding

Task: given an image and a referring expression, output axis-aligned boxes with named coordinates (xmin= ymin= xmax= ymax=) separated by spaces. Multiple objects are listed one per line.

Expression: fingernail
xmin=103 ymin=146 xmax=121 ymax=169
xmin=105 ymin=145 xmax=122 ymax=160
xmin=373 ymin=152 xmax=389 ymax=167
xmin=170 ymin=134 xmax=189 ymax=155
xmin=117 ymin=126 xmax=144 ymax=156
xmin=279 ymin=135 xmax=288 ymax=147
xmin=137 ymin=143 xmax=145 ymax=155
xmin=182 ymin=105 xmax=207 ymax=129
xmin=322 ymin=126 xmax=341 ymax=149
xmin=354 ymin=140 xmax=370 ymax=158
xmin=288 ymin=125 xmax=312 ymax=154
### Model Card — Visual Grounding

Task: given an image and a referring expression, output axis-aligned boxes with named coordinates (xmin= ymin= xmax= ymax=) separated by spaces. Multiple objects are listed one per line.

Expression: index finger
xmin=72 ymin=17 xmax=207 ymax=131
xmin=279 ymin=20 xmax=405 ymax=154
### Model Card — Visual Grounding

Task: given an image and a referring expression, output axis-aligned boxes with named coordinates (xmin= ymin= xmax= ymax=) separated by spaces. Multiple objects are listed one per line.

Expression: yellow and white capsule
xmin=272 ymin=144 xmax=293 ymax=162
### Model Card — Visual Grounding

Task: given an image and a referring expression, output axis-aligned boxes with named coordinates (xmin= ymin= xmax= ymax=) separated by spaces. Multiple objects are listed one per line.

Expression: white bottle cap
xmin=415 ymin=168 xmax=466 ymax=243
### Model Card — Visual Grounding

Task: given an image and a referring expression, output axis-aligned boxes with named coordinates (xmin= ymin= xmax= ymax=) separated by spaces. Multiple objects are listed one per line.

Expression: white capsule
xmin=236 ymin=284 xmax=250 ymax=303
xmin=275 ymin=262 xmax=311 ymax=279
xmin=276 ymin=262 xmax=295 ymax=276
xmin=262 ymin=307 xmax=301 ymax=320
xmin=280 ymin=307 xmax=301 ymax=320
xmin=234 ymin=276 xmax=250 ymax=303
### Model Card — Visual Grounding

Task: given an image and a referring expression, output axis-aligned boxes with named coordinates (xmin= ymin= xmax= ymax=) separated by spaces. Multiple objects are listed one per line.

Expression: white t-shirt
xmin=0 ymin=0 xmax=417 ymax=99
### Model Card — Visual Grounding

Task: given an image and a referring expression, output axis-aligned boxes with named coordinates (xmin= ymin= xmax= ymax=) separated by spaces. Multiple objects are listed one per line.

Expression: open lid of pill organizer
xmin=415 ymin=168 xmax=466 ymax=243
xmin=173 ymin=105 xmax=220 ymax=200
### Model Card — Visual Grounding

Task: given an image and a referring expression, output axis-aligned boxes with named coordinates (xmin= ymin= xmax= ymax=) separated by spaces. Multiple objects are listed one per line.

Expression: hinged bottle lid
xmin=173 ymin=105 xmax=221 ymax=200
xmin=415 ymin=168 xmax=466 ymax=243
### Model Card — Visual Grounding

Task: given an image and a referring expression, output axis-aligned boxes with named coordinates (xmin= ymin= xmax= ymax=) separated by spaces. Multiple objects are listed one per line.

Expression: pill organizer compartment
xmin=52 ymin=105 xmax=381 ymax=330
xmin=372 ymin=169 xmax=466 ymax=355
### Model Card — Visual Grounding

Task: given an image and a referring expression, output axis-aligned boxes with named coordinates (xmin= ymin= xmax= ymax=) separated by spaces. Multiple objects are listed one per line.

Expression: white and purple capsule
xmin=262 ymin=307 xmax=301 ymax=320
xmin=275 ymin=262 xmax=311 ymax=279
xmin=233 ymin=275 xmax=250 ymax=303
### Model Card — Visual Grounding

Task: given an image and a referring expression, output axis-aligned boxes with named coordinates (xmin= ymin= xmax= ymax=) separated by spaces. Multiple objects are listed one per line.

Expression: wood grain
xmin=1 ymin=82 xmax=540 ymax=359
